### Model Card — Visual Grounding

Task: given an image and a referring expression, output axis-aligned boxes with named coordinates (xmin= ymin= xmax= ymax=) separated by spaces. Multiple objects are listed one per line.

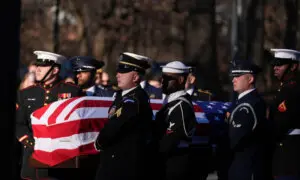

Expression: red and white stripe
xmin=31 ymin=96 xmax=210 ymax=166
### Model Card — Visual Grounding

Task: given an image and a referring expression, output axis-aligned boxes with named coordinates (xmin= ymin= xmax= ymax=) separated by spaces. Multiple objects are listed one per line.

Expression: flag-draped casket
xmin=30 ymin=96 xmax=231 ymax=166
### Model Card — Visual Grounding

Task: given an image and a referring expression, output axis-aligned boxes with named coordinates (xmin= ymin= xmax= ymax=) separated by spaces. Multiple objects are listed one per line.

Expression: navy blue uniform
xmin=143 ymin=81 xmax=162 ymax=99
xmin=15 ymin=79 xmax=82 ymax=179
xmin=85 ymin=85 xmax=115 ymax=97
xmin=94 ymin=86 xmax=153 ymax=180
xmin=228 ymin=90 xmax=269 ymax=180
xmin=154 ymin=92 xmax=196 ymax=180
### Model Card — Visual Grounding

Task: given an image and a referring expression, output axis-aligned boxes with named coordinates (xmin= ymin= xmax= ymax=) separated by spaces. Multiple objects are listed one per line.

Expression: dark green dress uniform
xmin=16 ymin=78 xmax=82 ymax=179
xmin=94 ymin=86 xmax=153 ymax=180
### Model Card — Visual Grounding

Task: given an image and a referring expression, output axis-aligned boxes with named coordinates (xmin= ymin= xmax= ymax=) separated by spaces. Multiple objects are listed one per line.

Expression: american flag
xmin=31 ymin=96 xmax=231 ymax=166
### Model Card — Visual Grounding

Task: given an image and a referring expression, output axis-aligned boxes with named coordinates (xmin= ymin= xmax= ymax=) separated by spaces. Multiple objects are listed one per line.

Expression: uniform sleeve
xmin=159 ymin=101 xmax=195 ymax=153
xmin=15 ymin=91 xmax=32 ymax=141
xmin=272 ymin=88 xmax=300 ymax=138
xmin=229 ymin=103 xmax=256 ymax=149
xmin=95 ymin=98 xmax=139 ymax=149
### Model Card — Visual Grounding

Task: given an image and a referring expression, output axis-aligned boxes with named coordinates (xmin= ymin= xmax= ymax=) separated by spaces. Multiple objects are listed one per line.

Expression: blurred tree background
xmin=20 ymin=0 xmax=300 ymax=101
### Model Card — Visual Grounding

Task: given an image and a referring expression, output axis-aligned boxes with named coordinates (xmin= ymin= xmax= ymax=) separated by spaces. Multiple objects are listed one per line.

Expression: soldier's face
xmin=35 ymin=66 xmax=55 ymax=81
xmin=94 ymin=73 xmax=102 ymax=86
xmin=273 ymin=64 xmax=289 ymax=80
xmin=116 ymin=71 xmax=139 ymax=90
xmin=162 ymin=73 xmax=182 ymax=95
xmin=232 ymin=74 xmax=253 ymax=94
xmin=76 ymin=71 xmax=93 ymax=86
xmin=102 ymin=73 xmax=110 ymax=87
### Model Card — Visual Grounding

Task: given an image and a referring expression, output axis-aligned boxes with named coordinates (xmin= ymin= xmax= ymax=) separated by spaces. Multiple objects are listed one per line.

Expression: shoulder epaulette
xmin=19 ymin=84 xmax=37 ymax=92
xmin=112 ymin=85 xmax=120 ymax=91
xmin=197 ymin=89 xmax=212 ymax=96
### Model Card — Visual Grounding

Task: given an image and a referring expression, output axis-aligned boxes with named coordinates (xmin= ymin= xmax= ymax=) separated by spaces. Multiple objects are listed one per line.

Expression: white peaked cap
xmin=33 ymin=50 xmax=67 ymax=65
xmin=161 ymin=61 xmax=190 ymax=74
xmin=123 ymin=52 xmax=150 ymax=61
xmin=270 ymin=48 xmax=300 ymax=61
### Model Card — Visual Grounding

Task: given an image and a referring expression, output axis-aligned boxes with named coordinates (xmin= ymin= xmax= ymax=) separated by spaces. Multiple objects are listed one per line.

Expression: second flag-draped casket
xmin=30 ymin=96 xmax=231 ymax=167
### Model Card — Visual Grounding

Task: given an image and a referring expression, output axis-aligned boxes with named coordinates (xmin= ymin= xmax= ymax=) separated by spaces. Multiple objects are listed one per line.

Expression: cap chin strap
xmin=280 ymin=63 xmax=294 ymax=82
xmin=36 ymin=64 xmax=56 ymax=84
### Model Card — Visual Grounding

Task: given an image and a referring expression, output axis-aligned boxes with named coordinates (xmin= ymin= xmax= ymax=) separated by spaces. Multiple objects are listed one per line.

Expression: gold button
xmin=46 ymin=90 xmax=50 ymax=94
xmin=45 ymin=96 xmax=49 ymax=100
xmin=44 ymin=103 xmax=48 ymax=106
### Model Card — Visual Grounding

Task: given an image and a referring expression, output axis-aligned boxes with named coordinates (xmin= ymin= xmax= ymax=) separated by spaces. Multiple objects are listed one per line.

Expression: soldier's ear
xmin=132 ymin=71 xmax=140 ymax=83
xmin=52 ymin=67 xmax=60 ymax=75
xmin=189 ymin=75 xmax=196 ymax=84
xmin=290 ymin=63 xmax=298 ymax=71
xmin=178 ymin=76 xmax=185 ymax=85
xmin=248 ymin=75 xmax=254 ymax=84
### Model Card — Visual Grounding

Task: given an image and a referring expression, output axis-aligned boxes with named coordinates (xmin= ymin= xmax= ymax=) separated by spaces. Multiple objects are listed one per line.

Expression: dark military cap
xmin=117 ymin=52 xmax=151 ymax=74
xmin=70 ymin=56 xmax=105 ymax=72
xmin=230 ymin=60 xmax=262 ymax=77
xmin=270 ymin=49 xmax=300 ymax=66
xmin=33 ymin=50 xmax=66 ymax=66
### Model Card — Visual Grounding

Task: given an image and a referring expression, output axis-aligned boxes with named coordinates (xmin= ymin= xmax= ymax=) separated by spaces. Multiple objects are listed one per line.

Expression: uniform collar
xmin=238 ymin=88 xmax=255 ymax=100
xmin=41 ymin=77 xmax=61 ymax=89
xmin=164 ymin=90 xmax=186 ymax=104
xmin=85 ymin=86 xmax=96 ymax=96
xmin=122 ymin=85 xmax=139 ymax=96
xmin=140 ymin=80 xmax=146 ymax=89
xmin=186 ymin=86 xmax=195 ymax=96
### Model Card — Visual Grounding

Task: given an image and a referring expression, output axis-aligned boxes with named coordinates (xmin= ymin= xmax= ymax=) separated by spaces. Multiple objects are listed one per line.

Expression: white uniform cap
xmin=123 ymin=52 xmax=150 ymax=61
xmin=33 ymin=50 xmax=67 ymax=65
xmin=161 ymin=61 xmax=190 ymax=74
xmin=270 ymin=48 xmax=300 ymax=61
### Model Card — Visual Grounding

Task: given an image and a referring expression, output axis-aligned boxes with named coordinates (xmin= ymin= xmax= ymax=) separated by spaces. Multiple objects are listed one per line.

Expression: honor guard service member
xmin=228 ymin=60 xmax=270 ymax=180
xmin=94 ymin=52 xmax=153 ymax=180
xmin=70 ymin=56 xmax=115 ymax=97
xmin=140 ymin=77 xmax=163 ymax=99
xmin=185 ymin=66 xmax=213 ymax=101
xmin=153 ymin=61 xmax=196 ymax=180
xmin=15 ymin=51 xmax=82 ymax=180
xmin=269 ymin=49 xmax=300 ymax=180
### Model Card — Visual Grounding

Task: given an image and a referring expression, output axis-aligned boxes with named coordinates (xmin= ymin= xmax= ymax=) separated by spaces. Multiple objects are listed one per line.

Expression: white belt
xmin=288 ymin=129 xmax=300 ymax=135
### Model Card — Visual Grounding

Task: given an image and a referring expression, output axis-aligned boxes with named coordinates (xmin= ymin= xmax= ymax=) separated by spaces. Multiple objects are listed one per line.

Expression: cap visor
xmin=117 ymin=68 xmax=133 ymax=73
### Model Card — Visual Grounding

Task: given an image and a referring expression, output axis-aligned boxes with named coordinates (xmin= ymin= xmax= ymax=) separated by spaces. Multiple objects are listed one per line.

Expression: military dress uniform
xmin=154 ymin=92 xmax=196 ymax=180
xmin=16 ymin=78 xmax=82 ymax=179
xmin=85 ymin=85 xmax=115 ymax=97
xmin=154 ymin=61 xmax=196 ymax=180
xmin=269 ymin=49 xmax=300 ymax=178
xmin=15 ymin=51 xmax=83 ymax=180
xmin=70 ymin=56 xmax=116 ymax=97
xmin=228 ymin=62 xmax=270 ymax=180
xmin=141 ymin=80 xmax=163 ymax=99
xmin=94 ymin=52 xmax=154 ymax=180
xmin=186 ymin=87 xmax=212 ymax=101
